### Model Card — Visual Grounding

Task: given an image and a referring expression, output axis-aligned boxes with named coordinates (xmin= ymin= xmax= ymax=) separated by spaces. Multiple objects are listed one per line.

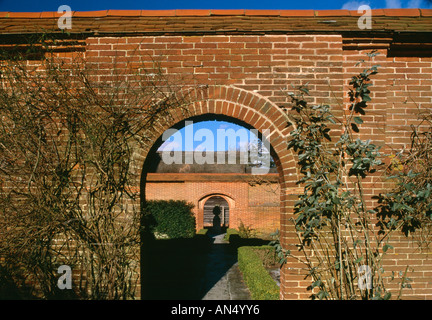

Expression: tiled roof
xmin=1 ymin=9 xmax=432 ymax=18
xmin=0 ymin=9 xmax=431 ymax=35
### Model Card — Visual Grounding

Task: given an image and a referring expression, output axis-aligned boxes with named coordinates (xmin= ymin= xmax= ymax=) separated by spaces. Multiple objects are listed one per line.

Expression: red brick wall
xmin=382 ymin=55 xmax=432 ymax=299
xmin=342 ymin=50 xmax=432 ymax=299
xmin=11 ymin=25 xmax=431 ymax=299
xmin=145 ymin=173 xmax=280 ymax=234
xmin=85 ymin=34 xmax=345 ymax=103
xmin=89 ymin=33 xmax=430 ymax=300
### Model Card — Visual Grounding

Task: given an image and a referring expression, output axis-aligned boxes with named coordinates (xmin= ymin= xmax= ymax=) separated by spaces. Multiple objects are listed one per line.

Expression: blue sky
xmin=0 ymin=0 xmax=431 ymax=11
xmin=159 ymin=121 xmax=262 ymax=152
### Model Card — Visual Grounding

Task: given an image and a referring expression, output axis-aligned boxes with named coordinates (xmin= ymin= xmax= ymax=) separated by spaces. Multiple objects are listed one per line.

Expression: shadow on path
xmin=141 ymin=229 xmax=234 ymax=300
xmin=141 ymin=228 xmax=270 ymax=300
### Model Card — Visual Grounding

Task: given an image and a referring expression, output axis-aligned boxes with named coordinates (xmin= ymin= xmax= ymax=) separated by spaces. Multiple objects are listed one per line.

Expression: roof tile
xmin=383 ymin=8 xmax=420 ymax=16
xmin=280 ymin=10 xmax=315 ymax=17
xmin=0 ymin=9 xmax=429 ymax=35
xmin=7 ymin=12 xmax=41 ymax=18
xmin=211 ymin=9 xmax=245 ymax=16
xmin=107 ymin=10 xmax=142 ymax=16
xmin=175 ymin=9 xmax=211 ymax=16
xmin=420 ymin=9 xmax=432 ymax=16
xmin=40 ymin=12 xmax=58 ymax=18
xmin=316 ymin=10 xmax=350 ymax=16
xmin=73 ymin=10 xmax=108 ymax=17
xmin=244 ymin=10 xmax=280 ymax=16
xmin=371 ymin=9 xmax=386 ymax=16
xmin=349 ymin=8 xmax=386 ymax=17
xmin=140 ymin=10 xmax=176 ymax=16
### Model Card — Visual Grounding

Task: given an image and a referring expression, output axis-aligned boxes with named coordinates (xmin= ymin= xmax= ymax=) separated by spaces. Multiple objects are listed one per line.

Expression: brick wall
xmin=1 ymin=9 xmax=431 ymax=300
xmin=72 ymin=32 xmax=432 ymax=300
xmin=145 ymin=173 xmax=280 ymax=234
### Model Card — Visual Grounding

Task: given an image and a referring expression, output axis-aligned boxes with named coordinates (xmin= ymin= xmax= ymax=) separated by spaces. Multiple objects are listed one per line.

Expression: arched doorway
xmin=203 ymin=196 xmax=229 ymax=228
xmin=136 ymin=85 xmax=300 ymax=300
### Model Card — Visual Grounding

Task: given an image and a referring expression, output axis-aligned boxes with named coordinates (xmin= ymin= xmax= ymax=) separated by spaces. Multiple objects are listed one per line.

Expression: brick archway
xmin=133 ymin=85 xmax=299 ymax=185
xmin=198 ymin=193 xmax=235 ymax=229
xmin=135 ymin=85 xmax=302 ymax=299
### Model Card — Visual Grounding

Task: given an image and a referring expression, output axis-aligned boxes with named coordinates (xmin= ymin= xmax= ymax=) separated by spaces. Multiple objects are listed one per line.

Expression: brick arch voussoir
xmin=197 ymin=192 xmax=236 ymax=209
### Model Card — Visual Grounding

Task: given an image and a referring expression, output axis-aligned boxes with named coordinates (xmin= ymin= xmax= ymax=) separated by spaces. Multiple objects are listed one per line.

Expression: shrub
xmin=238 ymin=246 xmax=279 ymax=300
xmin=238 ymin=221 xmax=256 ymax=238
xmin=145 ymin=200 xmax=196 ymax=239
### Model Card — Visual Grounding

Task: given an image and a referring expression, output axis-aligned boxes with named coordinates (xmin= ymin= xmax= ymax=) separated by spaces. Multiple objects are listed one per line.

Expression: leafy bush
xmin=238 ymin=246 xmax=279 ymax=300
xmin=281 ymin=51 xmax=430 ymax=300
xmin=269 ymin=230 xmax=290 ymax=266
xmin=238 ymin=221 xmax=256 ymax=238
xmin=145 ymin=200 xmax=196 ymax=239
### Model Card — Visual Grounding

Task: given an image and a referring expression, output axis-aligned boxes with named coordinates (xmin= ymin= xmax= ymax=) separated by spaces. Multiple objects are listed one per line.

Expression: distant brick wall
xmin=145 ymin=173 xmax=280 ymax=234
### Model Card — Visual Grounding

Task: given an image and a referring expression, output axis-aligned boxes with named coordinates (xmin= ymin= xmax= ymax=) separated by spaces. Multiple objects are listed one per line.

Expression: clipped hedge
xmin=224 ymin=228 xmax=240 ymax=242
xmin=238 ymin=246 xmax=280 ymax=300
xmin=196 ymin=228 xmax=208 ymax=236
xmin=145 ymin=200 xmax=196 ymax=239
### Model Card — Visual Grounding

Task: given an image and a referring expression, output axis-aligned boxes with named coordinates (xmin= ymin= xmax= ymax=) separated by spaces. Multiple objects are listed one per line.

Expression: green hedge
xmin=224 ymin=228 xmax=239 ymax=242
xmin=238 ymin=246 xmax=279 ymax=300
xmin=145 ymin=200 xmax=196 ymax=239
xmin=196 ymin=228 xmax=208 ymax=236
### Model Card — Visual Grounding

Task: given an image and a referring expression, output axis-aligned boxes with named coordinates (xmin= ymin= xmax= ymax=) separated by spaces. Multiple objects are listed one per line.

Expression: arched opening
xmin=136 ymin=86 xmax=300 ymax=300
xmin=143 ymin=115 xmax=278 ymax=231
xmin=203 ymin=195 xmax=230 ymax=229
xmin=140 ymin=115 xmax=281 ymax=300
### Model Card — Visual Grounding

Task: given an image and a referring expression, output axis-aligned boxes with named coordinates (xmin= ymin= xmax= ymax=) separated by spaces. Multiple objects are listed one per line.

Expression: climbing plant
xmin=282 ymin=51 xmax=419 ymax=300
xmin=0 ymin=35 xmax=198 ymax=299
xmin=375 ymin=110 xmax=432 ymax=248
